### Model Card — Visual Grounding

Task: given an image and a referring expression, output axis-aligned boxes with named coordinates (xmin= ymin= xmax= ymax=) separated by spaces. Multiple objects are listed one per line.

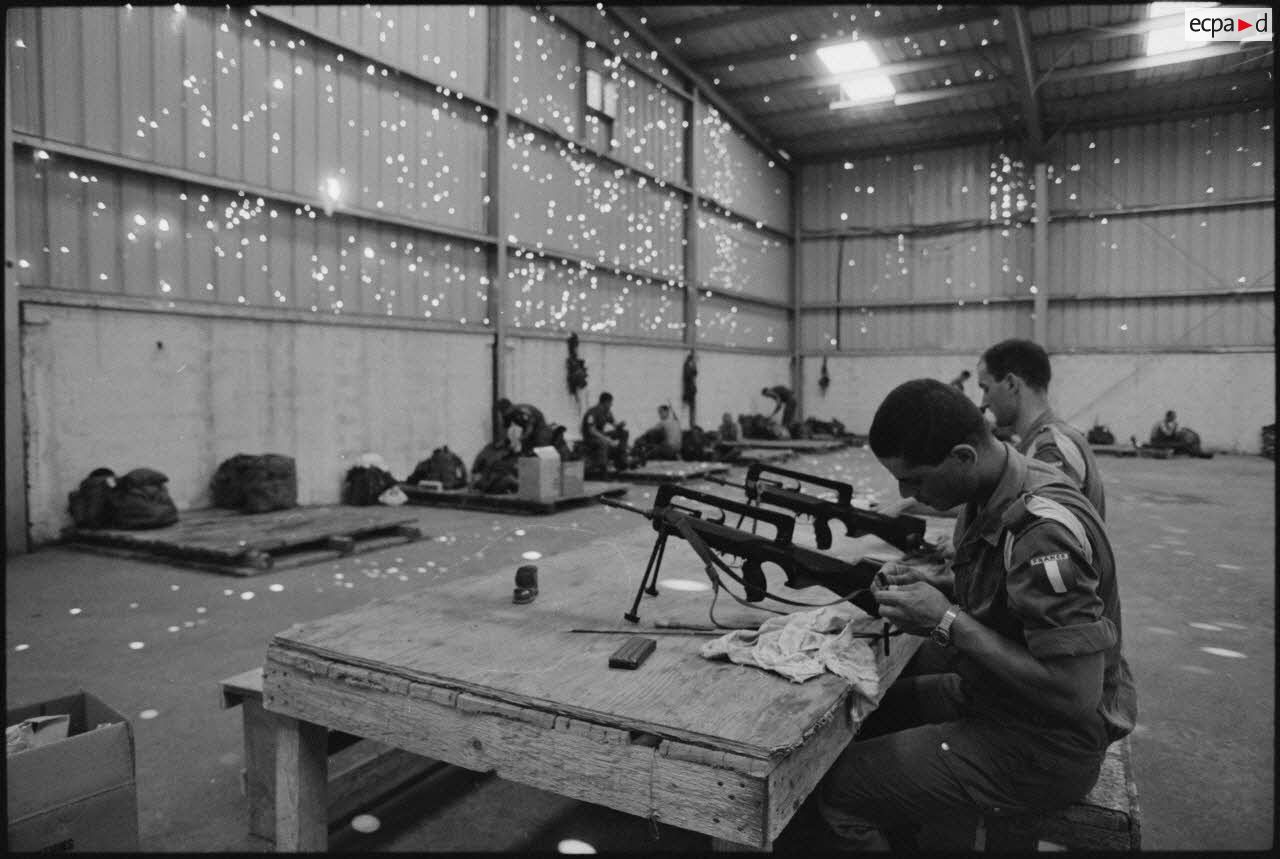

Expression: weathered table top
xmin=266 ymin=523 xmax=915 ymax=757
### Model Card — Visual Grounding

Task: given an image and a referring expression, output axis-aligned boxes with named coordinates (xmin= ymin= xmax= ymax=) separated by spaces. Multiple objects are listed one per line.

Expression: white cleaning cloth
xmin=699 ymin=603 xmax=887 ymax=698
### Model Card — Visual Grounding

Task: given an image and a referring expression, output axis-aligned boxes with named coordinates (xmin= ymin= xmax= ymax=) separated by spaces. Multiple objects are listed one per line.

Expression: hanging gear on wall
xmin=566 ymin=333 xmax=588 ymax=403
xmin=819 ymin=356 xmax=831 ymax=396
xmin=682 ymin=351 xmax=697 ymax=411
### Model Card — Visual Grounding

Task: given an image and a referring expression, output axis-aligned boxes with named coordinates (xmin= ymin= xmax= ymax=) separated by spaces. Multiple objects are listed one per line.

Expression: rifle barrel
xmin=598 ymin=496 xmax=652 ymax=517
xmin=702 ymin=474 xmax=745 ymax=489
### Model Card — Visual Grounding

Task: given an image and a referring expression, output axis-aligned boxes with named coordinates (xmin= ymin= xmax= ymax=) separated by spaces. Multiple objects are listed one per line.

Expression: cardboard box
xmin=6 ymin=691 xmax=139 ymax=852
xmin=518 ymin=446 xmax=561 ymax=502
xmin=560 ymin=460 xmax=585 ymax=498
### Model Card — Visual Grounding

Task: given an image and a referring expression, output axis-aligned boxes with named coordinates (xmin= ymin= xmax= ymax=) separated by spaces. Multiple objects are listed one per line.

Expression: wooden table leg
xmin=275 ymin=716 xmax=328 ymax=851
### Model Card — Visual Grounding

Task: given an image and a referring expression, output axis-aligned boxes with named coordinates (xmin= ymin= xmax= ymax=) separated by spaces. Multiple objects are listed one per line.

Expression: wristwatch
xmin=931 ymin=605 xmax=962 ymax=648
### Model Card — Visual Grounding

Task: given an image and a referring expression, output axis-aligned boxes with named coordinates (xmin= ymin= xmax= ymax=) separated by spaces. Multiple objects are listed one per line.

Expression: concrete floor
xmin=5 ymin=447 xmax=1274 ymax=852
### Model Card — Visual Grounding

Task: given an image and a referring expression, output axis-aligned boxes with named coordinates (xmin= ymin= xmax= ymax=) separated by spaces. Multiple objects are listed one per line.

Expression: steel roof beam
xmin=689 ymin=6 xmax=992 ymax=72
xmin=649 ymin=6 xmax=799 ymax=41
xmin=1002 ymin=5 xmax=1045 ymax=160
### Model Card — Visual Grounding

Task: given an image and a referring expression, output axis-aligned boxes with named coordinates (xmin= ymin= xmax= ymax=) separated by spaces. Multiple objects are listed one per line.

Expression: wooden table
xmin=263 ymin=523 xmax=921 ymax=850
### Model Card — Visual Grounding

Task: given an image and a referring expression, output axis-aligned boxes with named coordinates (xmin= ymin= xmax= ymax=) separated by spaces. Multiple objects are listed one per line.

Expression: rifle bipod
xmin=624 ymin=526 xmax=671 ymax=623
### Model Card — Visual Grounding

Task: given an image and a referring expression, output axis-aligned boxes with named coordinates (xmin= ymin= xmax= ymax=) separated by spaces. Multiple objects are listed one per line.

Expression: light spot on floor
xmin=129 ymin=602 xmax=139 ymax=609
xmin=1178 ymin=664 xmax=1215 ymax=675
xmin=240 ymin=591 xmax=255 ymax=600
xmin=223 ymin=589 xmax=234 ymax=596
xmin=522 ymin=551 xmax=542 ymax=561
xmin=171 ymin=584 xmax=180 ymax=591
xmin=269 ymin=584 xmax=284 ymax=592
xmin=515 ymin=529 xmax=527 ymax=536
xmin=1201 ymin=647 xmax=1246 ymax=659
xmin=662 ymin=578 xmax=711 ymax=592
xmin=350 ymin=814 xmax=381 ymax=834
xmin=168 ymin=626 xmax=180 ymax=633
xmin=197 ymin=606 xmax=207 ymax=613
xmin=1174 ymin=550 xmax=1194 ymax=556
xmin=129 ymin=641 xmax=145 ymax=650
xmin=1215 ymin=564 xmax=1243 ymax=571
xmin=1189 ymin=622 xmax=1222 ymax=631
xmin=1215 ymin=622 xmax=1247 ymax=630
xmin=558 ymin=839 xmax=597 ymax=854
xmin=184 ymin=621 xmax=195 ymax=628
xmin=139 ymin=709 xmax=159 ymax=720
xmin=1145 ymin=626 xmax=1177 ymax=635
xmin=69 ymin=607 xmax=82 ymax=615
xmin=14 ymin=643 xmax=29 ymax=651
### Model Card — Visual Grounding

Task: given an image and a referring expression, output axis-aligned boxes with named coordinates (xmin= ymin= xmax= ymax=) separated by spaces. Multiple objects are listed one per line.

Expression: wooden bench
xmin=978 ymin=737 xmax=1140 ymax=851
xmin=219 ymin=668 xmax=445 ymax=841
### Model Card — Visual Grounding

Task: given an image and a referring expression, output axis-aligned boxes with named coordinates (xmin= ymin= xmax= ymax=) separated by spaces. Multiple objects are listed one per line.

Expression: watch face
xmin=931 ymin=627 xmax=950 ymax=647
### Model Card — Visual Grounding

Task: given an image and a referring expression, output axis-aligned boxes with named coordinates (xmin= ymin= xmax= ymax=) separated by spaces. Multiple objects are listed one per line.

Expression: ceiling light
xmin=1145 ymin=2 xmax=1215 ymax=56
xmin=817 ymin=40 xmax=895 ymax=105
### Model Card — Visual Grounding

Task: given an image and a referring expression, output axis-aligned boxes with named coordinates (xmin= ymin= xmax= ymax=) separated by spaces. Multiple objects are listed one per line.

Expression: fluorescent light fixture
xmin=1145 ymin=2 xmax=1216 ymax=55
xmin=817 ymin=40 xmax=896 ymax=105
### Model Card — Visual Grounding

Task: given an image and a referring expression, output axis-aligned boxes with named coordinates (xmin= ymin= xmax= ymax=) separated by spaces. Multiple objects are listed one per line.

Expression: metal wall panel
xmin=264 ymin=5 xmax=490 ymax=99
xmin=1048 ymin=294 xmax=1274 ymax=351
xmin=1050 ymin=109 xmax=1275 ymax=210
xmin=799 ymin=143 xmax=1012 ymax=229
xmin=695 ymin=295 xmax=790 ymax=350
xmin=506 ymin=251 xmax=684 ymax=341
xmin=506 ymin=10 xmax=686 ymax=185
xmin=694 ymin=209 xmax=790 ymax=303
xmin=541 ymin=5 xmax=678 ymax=90
xmin=1053 ymin=208 xmax=1275 ymax=298
xmin=504 ymin=126 xmax=685 ymax=279
xmin=799 ymin=302 xmax=1033 ymax=353
xmin=11 ymin=150 xmax=491 ymax=324
xmin=9 ymin=6 xmax=490 ymax=236
xmin=801 ymin=228 xmax=1032 ymax=305
xmin=694 ymin=101 xmax=792 ymax=230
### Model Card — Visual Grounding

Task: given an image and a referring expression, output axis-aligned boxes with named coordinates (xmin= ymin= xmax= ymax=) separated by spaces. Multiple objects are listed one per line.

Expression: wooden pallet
xmin=722 ymin=438 xmax=852 ymax=453
xmin=63 ymin=505 xmax=425 ymax=576
xmin=616 ymin=461 xmax=730 ymax=483
xmin=399 ymin=481 xmax=628 ymax=514
xmin=724 ymin=447 xmax=795 ymax=464
xmin=1092 ymin=444 xmax=1173 ymax=459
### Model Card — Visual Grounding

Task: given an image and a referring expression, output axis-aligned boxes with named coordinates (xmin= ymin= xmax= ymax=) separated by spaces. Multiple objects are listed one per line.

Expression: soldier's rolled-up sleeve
xmin=1005 ymin=521 xmax=1116 ymax=659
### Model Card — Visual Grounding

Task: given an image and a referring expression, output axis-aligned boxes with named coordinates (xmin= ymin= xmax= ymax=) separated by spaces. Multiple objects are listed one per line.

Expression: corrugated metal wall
xmin=7 ymin=4 xmax=796 ymax=545
xmin=798 ymin=108 xmax=1273 ymax=354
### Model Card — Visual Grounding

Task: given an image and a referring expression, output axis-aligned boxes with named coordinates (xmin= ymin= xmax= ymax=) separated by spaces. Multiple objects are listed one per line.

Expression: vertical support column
xmin=488 ymin=6 xmax=510 ymax=440
xmin=682 ymin=88 xmax=700 ymax=428
xmin=274 ymin=716 xmax=328 ymax=851
xmin=790 ymin=167 xmax=803 ymax=421
xmin=1033 ymin=161 xmax=1049 ymax=346
xmin=4 ymin=26 xmax=29 ymax=555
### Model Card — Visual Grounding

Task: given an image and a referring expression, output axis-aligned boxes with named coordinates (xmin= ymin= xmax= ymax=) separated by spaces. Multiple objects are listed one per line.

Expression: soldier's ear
xmin=949 ymin=444 xmax=978 ymax=465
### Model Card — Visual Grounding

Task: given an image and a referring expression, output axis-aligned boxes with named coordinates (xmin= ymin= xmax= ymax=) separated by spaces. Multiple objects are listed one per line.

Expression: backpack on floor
xmin=471 ymin=442 xmax=519 ymax=495
xmin=681 ymin=426 xmax=713 ymax=461
xmin=68 ymin=468 xmax=119 ymax=529
xmin=407 ymin=446 xmax=468 ymax=490
xmin=342 ymin=465 xmax=399 ymax=506
xmin=211 ymin=453 xmax=298 ymax=513
xmin=111 ymin=468 xmax=179 ymax=530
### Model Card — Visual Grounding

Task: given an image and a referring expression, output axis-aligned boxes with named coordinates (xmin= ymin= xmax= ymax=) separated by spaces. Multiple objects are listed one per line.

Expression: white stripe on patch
xmin=1043 ymin=558 xmax=1067 ymax=594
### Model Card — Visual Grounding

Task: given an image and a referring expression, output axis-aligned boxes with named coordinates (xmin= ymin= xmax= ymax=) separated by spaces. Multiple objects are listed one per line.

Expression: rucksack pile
xmin=210 ymin=453 xmax=298 ymax=513
xmin=471 ymin=441 xmax=519 ymax=494
xmin=680 ymin=426 xmax=714 ymax=461
xmin=1087 ymin=424 xmax=1116 ymax=446
xmin=342 ymin=464 xmax=400 ymax=506
xmin=406 ymin=446 xmax=468 ymax=490
xmin=69 ymin=467 xmax=179 ymax=530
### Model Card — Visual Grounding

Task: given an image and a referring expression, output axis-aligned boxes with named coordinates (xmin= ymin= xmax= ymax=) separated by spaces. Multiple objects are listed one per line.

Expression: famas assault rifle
xmin=705 ymin=462 xmax=928 ymax=554
xmin=600 ymin=482 xmax=882 ymax=623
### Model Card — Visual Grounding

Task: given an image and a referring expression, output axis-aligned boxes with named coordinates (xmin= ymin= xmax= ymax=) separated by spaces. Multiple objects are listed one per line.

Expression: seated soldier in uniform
xmin=977 ymin=338 xmax=1107 ymax=518
xmin=580 ymin=392 xmax=628 ymax=477
xmin=636 ymin=404 xmax=682 ymax=461
xmin=1147 ymin=409 xmax=1213 ymax=458
xmin=813 ymin=379 xmax=1136 ymax=850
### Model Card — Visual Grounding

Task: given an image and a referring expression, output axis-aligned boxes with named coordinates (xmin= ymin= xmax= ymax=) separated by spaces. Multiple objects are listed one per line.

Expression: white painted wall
xmin=21 ymin=303 xmax=493 ymax=544
xmin=801 ymin=352 xmax=1275 ymax=454
xmin=505 ymin=336 xmax=789 ymax=436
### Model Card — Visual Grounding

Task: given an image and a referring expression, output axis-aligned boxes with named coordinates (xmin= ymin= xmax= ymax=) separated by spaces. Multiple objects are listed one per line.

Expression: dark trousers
xmin=817 ymin=670 xmax=1105 ymax=849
